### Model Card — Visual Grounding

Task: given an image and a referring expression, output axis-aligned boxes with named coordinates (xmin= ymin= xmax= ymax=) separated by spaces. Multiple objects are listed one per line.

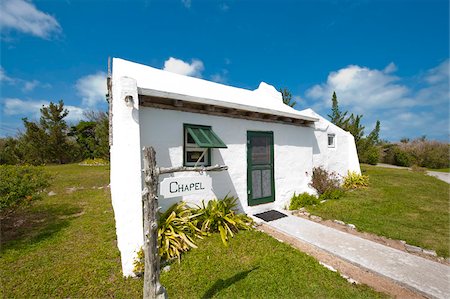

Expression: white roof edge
xmin=138 ymin=87 xmax=319 ymax=122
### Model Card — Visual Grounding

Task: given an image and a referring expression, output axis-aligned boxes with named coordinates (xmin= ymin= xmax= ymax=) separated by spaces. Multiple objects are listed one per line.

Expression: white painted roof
xmin=112 ymin=58 xmax=318 ymax=122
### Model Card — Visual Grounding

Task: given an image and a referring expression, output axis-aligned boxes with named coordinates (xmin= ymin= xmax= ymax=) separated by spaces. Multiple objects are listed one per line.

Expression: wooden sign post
xmin=142 ymin=146 xmax=227 ymax=299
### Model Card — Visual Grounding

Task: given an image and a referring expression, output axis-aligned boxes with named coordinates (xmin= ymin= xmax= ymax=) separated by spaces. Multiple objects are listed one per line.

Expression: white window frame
xmin=328 ymin=133 xmax=336 ymax=148
xmin=184 ymin=127 xmax=210 ymax=167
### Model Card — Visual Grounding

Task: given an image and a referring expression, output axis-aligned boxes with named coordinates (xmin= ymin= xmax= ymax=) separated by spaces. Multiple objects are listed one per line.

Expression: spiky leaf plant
xmin=194 ymin=195 xmax=254 ymax=246
xmin=343 ymin=171 xmax=369 ymax=189
xmin=157 ymin=201 xmax=205 ymax=261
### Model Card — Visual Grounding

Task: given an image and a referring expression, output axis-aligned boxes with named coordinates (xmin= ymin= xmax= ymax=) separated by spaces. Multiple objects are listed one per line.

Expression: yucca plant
xmin=157 ymin=201 xmax=205 ymax=261
xmin=343 ymin=171 xmax=369 ymax=189
xmin=194 ymin=195 xmax=253 ymax=246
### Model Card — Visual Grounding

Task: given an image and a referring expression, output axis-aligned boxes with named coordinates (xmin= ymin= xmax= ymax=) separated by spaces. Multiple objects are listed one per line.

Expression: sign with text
xmin=160 ymin=176 xmax=212 ymax=198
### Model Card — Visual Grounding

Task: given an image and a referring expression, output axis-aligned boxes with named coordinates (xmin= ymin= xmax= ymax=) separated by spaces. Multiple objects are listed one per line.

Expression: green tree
xmin=344 ymin=113 xmax=365 ymax=145
xmin=279 ymin=88 xmax=296 ymax=108
xmin=39 ymin=100 xmax=73 ymax=164
xmin=19 ymin=100 xmax=77 ymax=165
xmin=83 ymin=110 xmax=110 ymax=159
xmin=327 ymin=91 xmax=348 ymax=127
xmin=20 ymin=118 xmax=50 ymax=164
xmin=70 ymin=121 xmax=97 ymax=159
xmin=367 ymin=120 xmax=381 ymax=145
xmin=0 ymin=137 xmax=22 ymax=165
xmin=328 ymin=92 xmax=381 ymax=164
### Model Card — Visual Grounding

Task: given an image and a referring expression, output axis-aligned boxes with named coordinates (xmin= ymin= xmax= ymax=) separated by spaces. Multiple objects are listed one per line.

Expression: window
xmin=184 ymin=124 xmax=227 ymax=166
xmin=328 ymin=134 xmax=335 ymax=148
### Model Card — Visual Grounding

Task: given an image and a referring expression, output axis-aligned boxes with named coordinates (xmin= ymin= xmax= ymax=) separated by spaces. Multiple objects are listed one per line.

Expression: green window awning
xmin=187 ymin=127 xmax=228 ymax=148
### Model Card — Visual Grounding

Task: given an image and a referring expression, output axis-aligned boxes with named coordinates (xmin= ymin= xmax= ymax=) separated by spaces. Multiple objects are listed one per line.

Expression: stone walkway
xmin=427 ymin=171 xmax=450 ymax=184
xmin=255 ymin=213 xmax=450 ymax=299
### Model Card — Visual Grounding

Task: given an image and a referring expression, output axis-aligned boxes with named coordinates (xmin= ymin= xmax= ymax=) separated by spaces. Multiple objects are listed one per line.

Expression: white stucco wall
xmin=303 ymin=109 xmax=361 ymax=178
xmin=110 ymin=76 xmax=144 ymax=277
xmin=139 ymin=107 xmax=316 ymax=214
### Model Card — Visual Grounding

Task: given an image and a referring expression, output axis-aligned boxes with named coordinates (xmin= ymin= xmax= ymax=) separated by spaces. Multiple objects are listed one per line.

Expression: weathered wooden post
xmin=142 ymin=147 xmax=167 ymax=299
xmin=142 ymin=146 xmax=228 ymax=299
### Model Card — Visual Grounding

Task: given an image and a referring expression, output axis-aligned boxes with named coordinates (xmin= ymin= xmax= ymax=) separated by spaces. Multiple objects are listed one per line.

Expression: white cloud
xmin=76 ymin=72 xmax=107 ymax=107
xmin=220 ymin=3 xmax=230 ymax=11
xmin=383 ymin=62 xmax=397 ymax=74
xmin=211 ymin=69 xmax=228 ymax=83
xmin=3 ymin=98 xmax=84 ymax=122
xmin=163 ymin=57 xmax=204 ymax=78
xmin=22 ymin=79 xmax=39 ymax=92
xmin=1 ymin=66 xmax=49 ymax=92
xmin=181 ymin=0 xmax=191 ymax=8
xmin=304 ymin=60 xmax=449 ymax=140
xmin=0 ymin=0 xmax=61 ymax=39
xmin=65 ymin=105 xmax=85 ymax=122
xmin=211 ymin=73 xmax=226 ymax=83
xmin=424 ymin=59 xmax=449 ymax=84
xmin=0 ymin=66 xmax=15 ymax=83
xmin=3 ymin=98 xmax=46 ymax=118
xmin=306 ymin=63 xmax=412 ymax=113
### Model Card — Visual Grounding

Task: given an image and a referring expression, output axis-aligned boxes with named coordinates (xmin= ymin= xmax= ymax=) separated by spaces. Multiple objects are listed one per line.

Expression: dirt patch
xmin=66 ymin=186 xmax=84 ymax=193
xmin=58 ymin=211 xmax=85 ymax=219
xmin=292 ymin=210 xmax=449 ymax=265
xmin=258 ymin=224 xmax=426 ymax=299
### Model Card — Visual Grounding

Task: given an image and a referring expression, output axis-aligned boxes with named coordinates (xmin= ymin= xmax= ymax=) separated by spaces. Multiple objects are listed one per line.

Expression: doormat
xmin=254 ymin=210 xmax=288 ymax=222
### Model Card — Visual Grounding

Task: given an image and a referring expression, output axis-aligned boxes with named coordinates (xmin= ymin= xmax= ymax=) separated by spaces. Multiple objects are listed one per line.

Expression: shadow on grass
xmin=0 ymin=203 xmax=83 ymax=253
xmin=201 ymin=266 xmax=260 ymax=299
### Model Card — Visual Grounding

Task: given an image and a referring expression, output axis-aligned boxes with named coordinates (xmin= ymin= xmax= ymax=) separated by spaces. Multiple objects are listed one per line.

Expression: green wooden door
xmin=247 ymin=131 xmax=275 ymax=206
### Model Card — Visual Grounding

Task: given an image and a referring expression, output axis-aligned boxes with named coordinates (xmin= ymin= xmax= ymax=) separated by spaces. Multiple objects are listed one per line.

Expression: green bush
xmin=289 ymin=192 xmax=320 ymax=210
xmin=343 ymin=171 xmax=369 ymax=189
xmin=194 ymin=195 xmax=253 ymax=246
xmin=394 ymin=149 xmax=413 ymax=167
xmin=319 ymin=188 xmax=345 ymax=200
xmin=309 ymin=167 xmax=341 ymax=195
xmin=0 ymin=165 xmax=52 ymax=215
xmin=383 ymin=139 xmax=449 ymax=169
xmin=360 ymin=146 xmax=380 ymax=165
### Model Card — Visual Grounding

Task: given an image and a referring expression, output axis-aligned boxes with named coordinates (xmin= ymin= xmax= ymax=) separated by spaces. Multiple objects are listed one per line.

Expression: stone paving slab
xmin=263 ymin=213 xmax=450 ymax=299
xmin=427 ymin=171 xmax=450 ymax=184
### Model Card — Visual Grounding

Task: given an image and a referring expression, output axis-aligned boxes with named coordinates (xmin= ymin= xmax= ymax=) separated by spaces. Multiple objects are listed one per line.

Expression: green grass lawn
xmin=308 ymin=165 xmax=450 ymax=257
xmin=1 ymin=164 xmax=384 ymax=298
xmin=161 ymin=230 xmax=384 ymax=299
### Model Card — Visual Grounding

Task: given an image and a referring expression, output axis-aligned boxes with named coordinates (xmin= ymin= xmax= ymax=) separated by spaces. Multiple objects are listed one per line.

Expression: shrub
xmin=319 ymin=188 xmax=345 ymax=200
xmin=132 ymin=247 xmax=145 ymax=277
xmin=393 ymin=148 xmax=413 ymax=167
xmin=289 ymin=192 xmax=320 ymax=210
xmin=309 ymin=167 xmax=341 ymax=195
xmin=358 ymin=137 xmax=380 ymax=165
xmin=380 ymin=143 xmax=396 ymax=165
xmin=0 ymin=165 xmax=51 ymax=215
xmin=360 ymin=146 xmax=380 ymax=165
xmin=194 ymin=195 xmax=253 ymax=246
xmin=79 ymin=158 xmax=109 ymax=166
xmin=157 ymin=201 xmax=204 ymax=261
xmin=398 ymin=139 xmax=449 ymax=169
xmin=343 ymin=171 xmax=369 ymax=189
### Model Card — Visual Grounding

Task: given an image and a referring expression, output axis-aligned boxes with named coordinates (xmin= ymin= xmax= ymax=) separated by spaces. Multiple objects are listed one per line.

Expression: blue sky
xmin=1 ymin=0 xmax=449 ymax=141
